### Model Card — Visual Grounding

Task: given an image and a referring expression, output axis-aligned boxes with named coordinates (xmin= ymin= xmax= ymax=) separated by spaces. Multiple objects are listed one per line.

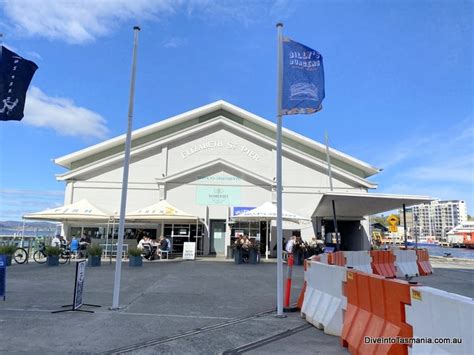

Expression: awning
xmin=126 ymin=200 xmax=198 ymax=222
xmin=231 ymin=201 xmax=310 ymax=224
xmin=23 ymin=199 xmax=110 ymax=222
xmin=313 ymin=192 xmax=434 ymax=219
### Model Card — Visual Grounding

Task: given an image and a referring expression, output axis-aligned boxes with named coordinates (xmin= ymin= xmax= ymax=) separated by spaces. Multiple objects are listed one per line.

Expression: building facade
xmin=400 ymin=200 xmax=468 ymax=240
xmin=53 ymin=101 xmax=426 ymax=255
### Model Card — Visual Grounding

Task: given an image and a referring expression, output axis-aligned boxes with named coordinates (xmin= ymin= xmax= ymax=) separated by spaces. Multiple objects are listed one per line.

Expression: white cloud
xmin=163 ymin=37 xmax=188 ymax=48
xmin=2 ymin=0 xmax=292 ymax=44
xmin=3 ymin=0 xmax=178 ymax=44
xmin=0 ymin=188 xmax=64 ymax=220
xmin=23 ymin=86 xmax=109 ymax=139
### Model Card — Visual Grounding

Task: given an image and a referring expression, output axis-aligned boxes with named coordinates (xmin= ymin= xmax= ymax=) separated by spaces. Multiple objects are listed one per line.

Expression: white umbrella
xmin=126 ymin=200 xmax=197 ymax=222
xmin=23 ymin=199 xmax=110 ymax=222
xmin=231 ymin=202 xmax=310 ymax=259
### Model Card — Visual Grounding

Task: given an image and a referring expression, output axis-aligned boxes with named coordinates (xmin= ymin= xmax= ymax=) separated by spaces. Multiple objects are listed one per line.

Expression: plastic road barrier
xmin=406 ymin=286 xmax=474 ymax=355
xmin=393 ymin=249 xmax=419 ymax=278
xmin=371 ymin=250 xmax=397 ymax=278
xmin=301 ymin=261 xmax=347 ymax=336
xmin=328 ymin=251 xmax=346 ymax=267
xmin=318 ymin=253 xmax=329 ymax=264
xmin=344 ymin=251 xmax=373 ymax=274
xmin=341 ymin=270 xmax=414 ymax=355
xmin=296 ymin=259 xmax=308 ymax=310
xmin=415 ymin=249 xmax=433 ymax=276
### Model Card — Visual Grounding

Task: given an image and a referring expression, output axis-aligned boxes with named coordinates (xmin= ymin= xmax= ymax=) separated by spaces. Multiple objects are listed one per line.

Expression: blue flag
xmin=0 ymin=46 xmax=38 ymax=121
xmin=281 ymin=38 xmax=324 ymax=115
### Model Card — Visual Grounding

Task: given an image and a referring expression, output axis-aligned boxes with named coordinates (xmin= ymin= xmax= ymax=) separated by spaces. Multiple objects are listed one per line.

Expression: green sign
xmin=196 ymin=186 xmax=241 ymax=205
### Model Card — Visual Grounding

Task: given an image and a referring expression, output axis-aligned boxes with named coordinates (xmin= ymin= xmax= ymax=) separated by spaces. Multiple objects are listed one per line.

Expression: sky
xmin=0 ymin=0 xmax=472 ymax=221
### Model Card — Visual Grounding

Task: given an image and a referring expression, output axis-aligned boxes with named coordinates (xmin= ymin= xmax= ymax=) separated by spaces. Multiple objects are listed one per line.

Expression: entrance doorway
xmin=210 ymin=220 xmax=226 ymax=255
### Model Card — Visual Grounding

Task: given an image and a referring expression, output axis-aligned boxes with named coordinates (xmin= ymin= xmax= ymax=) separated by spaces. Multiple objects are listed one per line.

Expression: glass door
xmin=210 ymin=220 xmax=226 ymax=255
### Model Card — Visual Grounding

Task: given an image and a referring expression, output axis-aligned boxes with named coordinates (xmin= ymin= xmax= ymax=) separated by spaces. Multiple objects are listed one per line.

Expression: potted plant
xmin=232 ymin=242 xmax=243 ymax=264
xmin=87 ymin=244 xmax=103 ymax=267
xmin=0 ymin=244 xmax=16 ymax=266
xmin=128 ymin=247 xmax=143 ymax=267
xmin=45 ymin=246 xmax=61 ymax=266
xmin=248 ymin=241 xmax=260 ymax=264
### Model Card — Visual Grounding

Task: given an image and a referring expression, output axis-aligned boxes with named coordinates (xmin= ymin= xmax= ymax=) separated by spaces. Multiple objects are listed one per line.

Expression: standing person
xmin=78 ymin=233 xmax=91 ymax=258
xmin=285 ymin=235 xmax=295 ymax=255
xmin=51 ymin=234 xmax=61 ymax=247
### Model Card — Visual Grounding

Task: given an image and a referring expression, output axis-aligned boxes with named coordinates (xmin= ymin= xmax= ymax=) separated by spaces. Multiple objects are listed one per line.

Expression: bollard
xmin=284 ymin=254 xmax=298 ymax=312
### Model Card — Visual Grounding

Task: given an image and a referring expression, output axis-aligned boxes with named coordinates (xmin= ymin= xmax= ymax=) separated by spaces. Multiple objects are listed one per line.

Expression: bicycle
xmin=33 ymin=243 xmax=71 ymax=264
xmin=13 ymin=247 xmax=28 ymax=264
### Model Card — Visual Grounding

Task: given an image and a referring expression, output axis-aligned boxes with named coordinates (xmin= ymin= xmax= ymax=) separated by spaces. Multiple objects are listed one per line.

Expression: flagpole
xmin=111 ymin=25 xmax=140 ymax=310
xmin=325 ymin=132 xmax=340 ymax=251
xmin=276 ymin=22 xmax=285 ymax=317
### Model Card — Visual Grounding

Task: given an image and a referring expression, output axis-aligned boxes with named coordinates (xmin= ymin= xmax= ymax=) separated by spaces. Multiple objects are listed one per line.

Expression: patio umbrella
xmin=126 ymin=200 xmax=197 ymax=222
xmin=231 ymin=202 xmax=310 ymax=259
xmin=23 ymin=199 xmax=110 ymax=222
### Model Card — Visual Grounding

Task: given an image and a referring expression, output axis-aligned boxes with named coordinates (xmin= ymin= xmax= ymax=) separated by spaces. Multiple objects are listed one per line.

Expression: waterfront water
xmin=424 ymin=245 xmax=474 ymax=259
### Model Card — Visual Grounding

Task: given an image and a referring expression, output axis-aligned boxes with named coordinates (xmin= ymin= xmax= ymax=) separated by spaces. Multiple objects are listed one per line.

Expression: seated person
xmin=157 ymin=235 xmax=170 ymax=258
xmin=51 ymin=234 xmax=61 ymax=247
xmin=70 ymin=237 xmax=79 ymax=258
xmin=138 ymin=234 xmax=156 ymax=260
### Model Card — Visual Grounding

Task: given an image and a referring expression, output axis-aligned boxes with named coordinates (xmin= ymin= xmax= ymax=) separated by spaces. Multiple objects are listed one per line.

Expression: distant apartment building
xmin=400 ymin=200 xmax=468 ymax=239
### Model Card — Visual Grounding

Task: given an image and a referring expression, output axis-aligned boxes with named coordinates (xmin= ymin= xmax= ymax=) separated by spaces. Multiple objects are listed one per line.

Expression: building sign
xmin=181 ymin=140 xmax=262 ymax=161
xmin=232 ymin=206 xmax=256 ymax=216
xmin=183 ymin=242 xmax=196 ymax=260
xmin=196 ymin=186 xmax=241 ymax=205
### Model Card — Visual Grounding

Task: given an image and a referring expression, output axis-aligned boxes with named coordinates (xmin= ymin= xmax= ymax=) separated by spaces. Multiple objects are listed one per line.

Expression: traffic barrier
xmin=371 ymin=250 xmax=397 ymax=278
xmin=344 ymin=251 xmax=373 ymax=274
xmin=406 ymin=286 xmax=473 ymax=355
xmin=318 ymin=253 xmax=330 ymax=264
xmin=341 ymin=270 xmax=414 ymax=355
xmin=415 ymin=249 xmax=433 ymax=276
xmin=296 ymin=259 xmax=308 ymax=310
xmin=301 ymin=261 xmax=347 ymax=336
xmin=393 ymin=249 xmax=419 ymax=278
xmin=328 ymin=251 xmax=345 ymax=266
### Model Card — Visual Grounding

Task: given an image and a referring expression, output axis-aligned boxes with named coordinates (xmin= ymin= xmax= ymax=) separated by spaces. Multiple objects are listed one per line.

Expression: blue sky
xmin=0 ymin=0 xmax=472 ymax=220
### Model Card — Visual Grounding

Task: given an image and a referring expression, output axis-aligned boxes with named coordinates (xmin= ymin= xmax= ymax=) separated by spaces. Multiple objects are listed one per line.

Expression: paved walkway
xmin=0 ymin=259 xmax=346 ymax=354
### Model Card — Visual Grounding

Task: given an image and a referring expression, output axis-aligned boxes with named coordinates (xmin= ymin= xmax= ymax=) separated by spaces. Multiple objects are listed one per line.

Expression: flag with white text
xmin=0 ymin=46 xmax=38 ymax=121
xmin=281 ymin=38 xmax=324 ymax=115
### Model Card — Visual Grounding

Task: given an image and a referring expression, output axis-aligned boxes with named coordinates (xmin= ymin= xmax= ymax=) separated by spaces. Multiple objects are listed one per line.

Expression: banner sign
xmin=0 ymin=255 xmax=6 ymax=300
xmin=183 ymin=242 xmax=196 ymax=260
xmin=73 ymin=260 xmax=86 ymax=310
xmin=232 ymin=206 xmax=256 ymax=217
xmin=196 ymin=186 xmax=241 ymax=205
xmin=281 ymin=38 xmax=324 ymax=115
xmin=0 ymin=46 xmax=38 ymax=121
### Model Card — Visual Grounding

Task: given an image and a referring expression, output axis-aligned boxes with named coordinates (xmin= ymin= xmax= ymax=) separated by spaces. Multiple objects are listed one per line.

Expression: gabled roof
xmin=54 ymin=100 xmax=380 ymax=181
xmin=160 ymin=158 xmax=274 ymax=187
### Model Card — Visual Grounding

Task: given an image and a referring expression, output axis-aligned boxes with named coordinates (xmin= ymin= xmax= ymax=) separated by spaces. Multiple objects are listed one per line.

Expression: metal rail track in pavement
xmin=221 ymin=323 xmax=312 ymax=354
xmin=102 ymin=308 xmax=276 ymax=354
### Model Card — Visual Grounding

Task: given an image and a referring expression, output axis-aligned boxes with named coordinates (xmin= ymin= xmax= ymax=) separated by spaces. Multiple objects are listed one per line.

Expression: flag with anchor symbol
xmin=0 ymin=46 xmax=38 ymax=121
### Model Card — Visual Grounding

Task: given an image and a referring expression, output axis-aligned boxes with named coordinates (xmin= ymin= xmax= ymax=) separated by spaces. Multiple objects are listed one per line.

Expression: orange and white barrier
xmin=318 ymin=253 xmax=330 ymax=264
xmin=328 ymin=251 xmax=346 ymax=266
xmin=406 ymin=286 xmax=474 ymax=355
xmin=393 ymin=249 xmax=419 ymax=278
xmin=301 ymin=261 xmax=347 ymax=336
xmin=344 ymin=251 xmax=373 ymax=274
xmin=415 ymin=249 xmax=433 ymax=276
xmin=341 ymin=270 xmax=414 ymax=355
xmin=371 ymin=250 xmax=397 ymax=278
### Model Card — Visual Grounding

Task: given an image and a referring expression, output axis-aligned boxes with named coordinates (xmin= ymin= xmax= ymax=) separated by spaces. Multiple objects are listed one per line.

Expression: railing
xmin=99 ymin=244 xmax=129 ymax=258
